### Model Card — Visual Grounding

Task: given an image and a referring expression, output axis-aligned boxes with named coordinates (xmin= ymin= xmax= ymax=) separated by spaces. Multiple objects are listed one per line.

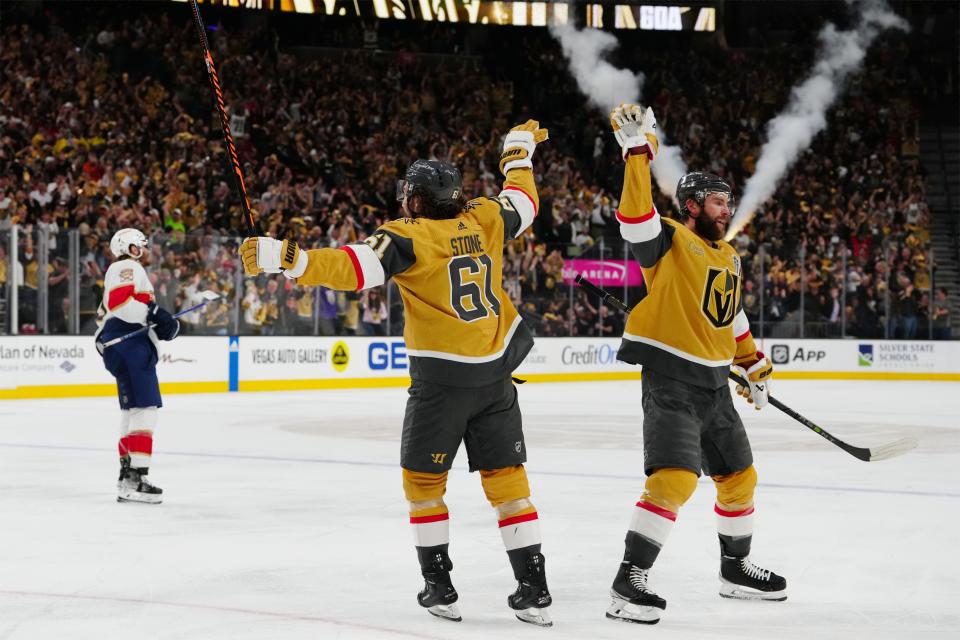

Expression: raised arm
xmin=239 ymin=228 xmax=415 ymax=292
xmin=496 ymin=120 xmax=547 ymax=240
xmin=610 ymin=104 xmax=669 ymax=267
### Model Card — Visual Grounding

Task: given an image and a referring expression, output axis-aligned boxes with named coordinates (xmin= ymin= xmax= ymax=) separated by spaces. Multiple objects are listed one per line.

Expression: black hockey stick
xmin=574 ymin=274 xmax=918 ymax=462
xmin=188 ymin=0 xmax=260 ymax=236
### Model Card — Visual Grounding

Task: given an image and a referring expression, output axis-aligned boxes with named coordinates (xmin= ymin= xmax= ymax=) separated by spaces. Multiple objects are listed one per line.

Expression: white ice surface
xmin=1 ymin=379 xmax=958 ymax=639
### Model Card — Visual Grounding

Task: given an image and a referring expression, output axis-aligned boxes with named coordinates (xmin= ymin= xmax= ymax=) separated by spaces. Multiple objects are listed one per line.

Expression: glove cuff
xmin=745 ymin=352 xmax=768 ymax=376
xmin=622 ymin=138 xmax=655 ymax=162
xmin=283 ymin=250 xmax=308 ymax=279
xmin=501 ymin=157 xmax=533 ymax=174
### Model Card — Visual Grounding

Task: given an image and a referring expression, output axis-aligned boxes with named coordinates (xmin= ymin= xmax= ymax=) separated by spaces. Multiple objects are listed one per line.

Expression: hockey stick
xmin=99 ymin=291 xmax=221 ymax=349
xmin=574 ymin=274 xmax=919 ymax=462
xmin=188 ymin=0 xmax=260 ymax=236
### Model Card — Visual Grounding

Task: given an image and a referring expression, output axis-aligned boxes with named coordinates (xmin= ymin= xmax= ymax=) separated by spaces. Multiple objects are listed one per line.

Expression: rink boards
xmin=0 ymin=336 xmax=957 ymax=399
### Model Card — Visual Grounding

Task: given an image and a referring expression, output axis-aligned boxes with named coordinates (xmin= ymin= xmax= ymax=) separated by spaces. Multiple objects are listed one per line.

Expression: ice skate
xmin=606 ymin=562 xmax=665 ymax=625
xmin=719 ymin=555 xmax=787 ymax=601
xmin=508 ymin=552 xmax=553 ymax=627
xmin=417 ymin=550 xmax=461 ymax=622
xmin=117 ymin=461 xmax=163 ymax=504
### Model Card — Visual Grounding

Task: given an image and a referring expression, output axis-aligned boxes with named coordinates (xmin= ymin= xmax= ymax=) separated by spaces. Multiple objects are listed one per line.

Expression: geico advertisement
xmin=515 ymin=338 xmax=635 ymax=374
xmin=0 ymin=336 xmax=228 ymax=388
xmin=238 ymin=337 xmax=410 ymax=379
xmin=764 ymin=340 xmax=959 ymax=372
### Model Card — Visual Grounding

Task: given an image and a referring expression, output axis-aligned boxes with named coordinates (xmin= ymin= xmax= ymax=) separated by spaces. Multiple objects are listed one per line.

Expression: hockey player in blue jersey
xmin=95 ymin=229 xmax=179 ymax=503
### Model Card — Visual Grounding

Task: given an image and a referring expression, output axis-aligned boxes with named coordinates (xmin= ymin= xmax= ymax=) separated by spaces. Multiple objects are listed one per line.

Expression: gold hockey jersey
xmin=295 ymin=169 xmax=540 ymax=387
xmin=615 ymin=138 xmax=759 ymax=388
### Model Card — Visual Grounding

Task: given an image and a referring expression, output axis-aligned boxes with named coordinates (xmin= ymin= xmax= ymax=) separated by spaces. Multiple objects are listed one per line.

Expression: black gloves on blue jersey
xmin=148 ymin=303 xmax=180 ymax=341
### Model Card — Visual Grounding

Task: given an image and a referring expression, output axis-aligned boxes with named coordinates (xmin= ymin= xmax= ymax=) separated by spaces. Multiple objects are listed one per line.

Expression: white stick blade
xmin=199 ymin=290 xmax=221 ymax=301
xmin=869 ymin=437 xmax=919 ymax=461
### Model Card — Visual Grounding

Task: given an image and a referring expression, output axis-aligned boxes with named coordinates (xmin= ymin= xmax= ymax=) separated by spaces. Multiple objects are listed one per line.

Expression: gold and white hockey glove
xmin=239 ymin=237 xmax=307 ymax=278
xmin=733 ymin=354 xmax=773 ymax=410
xmin=499 ymin=119 xmax=549 ymax=175
xmin=609 ymin=103 xmax=657 ymax=161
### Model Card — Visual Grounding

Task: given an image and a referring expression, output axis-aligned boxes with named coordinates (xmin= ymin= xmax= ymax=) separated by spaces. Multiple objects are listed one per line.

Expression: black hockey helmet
xmin=397 ymin=159 xmax=463 ymax=209
xmin=675 ymin=172 xmax=735 ymax=219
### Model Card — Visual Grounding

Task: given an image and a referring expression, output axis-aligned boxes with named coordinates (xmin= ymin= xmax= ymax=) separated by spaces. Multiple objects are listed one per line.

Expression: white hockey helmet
xmin=110 ymin=228 xmax=149 ymax=259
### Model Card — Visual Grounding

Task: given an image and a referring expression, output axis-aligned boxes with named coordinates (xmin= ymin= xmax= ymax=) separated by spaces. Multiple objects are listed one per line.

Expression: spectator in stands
xmin=932 ymin=287 xmax=952 ymax=340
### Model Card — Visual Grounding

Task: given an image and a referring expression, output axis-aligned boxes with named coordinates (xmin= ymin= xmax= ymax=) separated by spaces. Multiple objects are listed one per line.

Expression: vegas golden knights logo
xmin=701 ymin=267 xmax=740 ymax=328
xmin=431 ymin=453 xmax=448 ymax=465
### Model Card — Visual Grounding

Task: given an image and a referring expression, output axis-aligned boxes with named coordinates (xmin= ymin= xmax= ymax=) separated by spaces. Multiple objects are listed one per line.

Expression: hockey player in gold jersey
xmin=239 ymin=121 xmax=552 ymax=627
xmin=603 ymin=104 xmax=786 ymax=625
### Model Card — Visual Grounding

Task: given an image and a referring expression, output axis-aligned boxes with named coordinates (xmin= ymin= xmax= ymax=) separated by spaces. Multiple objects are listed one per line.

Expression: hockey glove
xmin=609 ymin=103 xmax=657 ymax=161
xmin=733 ymin=354 xmax=773 ymax=410
xmin=239 ymin=237 xmax=306 ymax=278
xmin=147 ymin=303 xmax=180 ymax=341
xmin=499 ymin=119 xmax=549 ymax=175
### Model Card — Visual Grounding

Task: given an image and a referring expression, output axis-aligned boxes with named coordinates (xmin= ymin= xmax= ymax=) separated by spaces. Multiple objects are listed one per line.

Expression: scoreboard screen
xmin=174 ymin=1 xmax=717 ymax=32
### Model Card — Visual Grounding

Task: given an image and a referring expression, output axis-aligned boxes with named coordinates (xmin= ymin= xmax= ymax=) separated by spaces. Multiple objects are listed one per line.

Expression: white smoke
xmin=726 ymin=0 xmax=909 ymax=240
xmin=650 ymin=132 xmax=687 ymax=203
xmin=549 ymin=22 xmax=644 ymax=109
xmin=550 ymin=23 xmax=688 ymax=204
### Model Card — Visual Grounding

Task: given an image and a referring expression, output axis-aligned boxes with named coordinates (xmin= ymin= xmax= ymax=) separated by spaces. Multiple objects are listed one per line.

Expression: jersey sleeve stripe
xmin=502 ymin=185 xmax=538 ymax=215
xmin=616 ymin=206 xmax=657 ymax=224
xmin=735 ymin=331 xmax=751 ymax=343
xmin=340 ymin=246 xmax=364 ymax=290
xmin=107 ymin=284 xmax=134 ymax=310
xmin=618 ymin=207 xmax=662 ymax=244
xmin=342 ymin=242 xmax=386 ymax=291
xmin=107 ymin=285 xmax=142 ymax=310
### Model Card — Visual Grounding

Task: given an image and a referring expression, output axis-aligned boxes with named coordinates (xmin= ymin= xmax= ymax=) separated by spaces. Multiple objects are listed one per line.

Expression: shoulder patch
xmin=119 ymin=268 xmax=134 ymax=282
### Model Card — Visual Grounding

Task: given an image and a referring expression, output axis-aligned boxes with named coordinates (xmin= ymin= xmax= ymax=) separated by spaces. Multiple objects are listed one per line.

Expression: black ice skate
xmin=606 ymin=562 xmax=666 ymax=625
xmin=117 ymin=460 xmax=163 ymax=504
xmin=719 ymin=555 xmax=787 ymax=601
xmin=507 ymin=552 xmax=553 ymax=627
xmin=418 ymin=550 xmax=461 ymax=622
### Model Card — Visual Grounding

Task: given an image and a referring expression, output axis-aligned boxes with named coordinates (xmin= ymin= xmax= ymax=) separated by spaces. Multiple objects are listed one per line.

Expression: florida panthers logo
xmin=701 ymin=267 xmax=740 ymax=328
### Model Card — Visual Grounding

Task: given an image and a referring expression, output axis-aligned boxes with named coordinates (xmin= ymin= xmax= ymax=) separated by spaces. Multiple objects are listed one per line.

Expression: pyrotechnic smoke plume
xmin=550 ymin=22 xmax=688 ymax=206
xmin=726 ymin=0 xmax=909 ymax=240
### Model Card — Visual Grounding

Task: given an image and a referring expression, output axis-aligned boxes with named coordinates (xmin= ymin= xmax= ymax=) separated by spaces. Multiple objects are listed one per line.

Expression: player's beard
xmin=695 ymin=213 xmax=727 ymax=242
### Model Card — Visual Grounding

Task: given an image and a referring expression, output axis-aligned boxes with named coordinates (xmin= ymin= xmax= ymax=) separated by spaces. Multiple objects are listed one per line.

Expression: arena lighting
xmin=168 ymin=1 xmax=716 ymax=32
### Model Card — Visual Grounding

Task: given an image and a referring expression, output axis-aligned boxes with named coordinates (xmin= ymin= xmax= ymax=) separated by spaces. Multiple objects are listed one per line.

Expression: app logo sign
xmin=858 ymin=344 xmax=873 ymax=367
xmin=770 ymin=344 xmax=789 ymax=365
xmin=369 ymin=341 xmax=408 ymax=370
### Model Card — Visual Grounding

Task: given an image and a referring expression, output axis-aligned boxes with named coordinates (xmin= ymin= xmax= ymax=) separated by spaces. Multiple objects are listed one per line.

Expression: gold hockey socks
xmin=404 ymin=469 xmax=450 ymax=549
xmin=713 ymin=466 xmax=758 ymax=557
xmin=626 ymin=468 xmax=698 ymax=567
xmin=481 ymin=466 xmax=542 ymax=580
